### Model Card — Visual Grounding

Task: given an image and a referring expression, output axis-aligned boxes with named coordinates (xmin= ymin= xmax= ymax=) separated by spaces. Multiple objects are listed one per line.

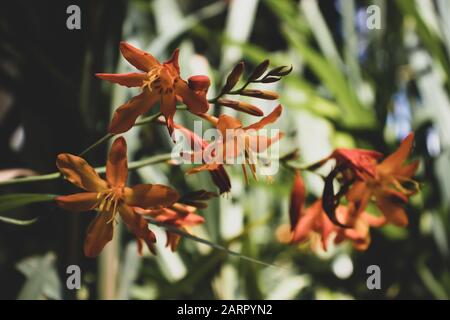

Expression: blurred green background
xmin=0 ymin=0 xmax=449 ymax=300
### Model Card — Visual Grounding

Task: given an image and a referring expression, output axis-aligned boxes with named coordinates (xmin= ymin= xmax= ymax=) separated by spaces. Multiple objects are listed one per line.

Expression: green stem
xmin=78 ymin=112 xmax=163 ymax=157
xmin=0 ymin=172 xmax=61 ymax=187
xmin=79 ymin=133 xmax=114 ymax=157
xmin=0 ymin=153 xmax=175 ymax=187
xmin=134 ymin=111 xmax=162 ymax=127
xmin=146 ymin=217 xmax=284 ymax=270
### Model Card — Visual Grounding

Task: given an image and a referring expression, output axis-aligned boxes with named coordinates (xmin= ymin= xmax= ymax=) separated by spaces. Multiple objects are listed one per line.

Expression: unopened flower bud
xmin=240 ymin=89 xmax=279 ymax=100
xmin=217 ymin=98 xmax=263 ymax=116
xmin=188 ymin=75 xmax=211 ymax=92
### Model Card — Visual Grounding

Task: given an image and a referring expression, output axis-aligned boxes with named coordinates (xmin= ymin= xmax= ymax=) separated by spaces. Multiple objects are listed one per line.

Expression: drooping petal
xmin=108 ymin=89 xmax=158 ymax=134
xmin=56 ymin=192 xmax=99 ymax=212
xmin=119 ymin=42 xmax=160 ymax=72
xmin=160 ymin=89 xmax=177 ymax=137
xmin=124 ymin=184 xmax=179 ymax=209
xmin=210 ymin=165 xmax=232 ymax=194
xmin=291 ymin=200 xmax=322 ymax=243
xmin=361 ymin=212 xmax=386 ymax=227
xmin=375 ymin=190 xmax=409 ymax=226
xmin=119 ymin=204 xmax=156 ymax=255
xmin=95 ymin=73 xmax=146 ymax=87
xmin=106 ymin=137 xmax=128 ymax=187
xmin=243 ymin=104 xmax=282 ymax=130
xmin=166 ymin=232 xmax=181 ymax=251
xmin=175 ymin=79 xmax=209 ymax=114
xmin=84 ymin=211 xmax=114 ymax=257
xmin=378 ymin=133 xmax=414 ymax=175
xmin=56 ymin=153 xmax=108 ymax=192
xmin=289 ymin=170 xmax=305 ymax=231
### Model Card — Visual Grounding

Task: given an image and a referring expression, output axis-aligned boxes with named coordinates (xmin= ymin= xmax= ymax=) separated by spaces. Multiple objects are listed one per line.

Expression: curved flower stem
xmin=0 ymin=153 xmax=175 ymax=187
xmin=145 ymin=217 xmax=284 ymax=270
xmin=79 ymin=133 xmax=115 ymax=157
xmin=78 ymin=112 xmax=164 ymax=157
xmin=78 ymin=105 xmax=188 ymax=157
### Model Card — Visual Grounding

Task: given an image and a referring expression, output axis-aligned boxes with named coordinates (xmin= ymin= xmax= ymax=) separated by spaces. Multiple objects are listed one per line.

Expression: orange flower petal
xmin=346 ymin=181 xmax=372 ymax=215
xmin=217 ymin=114 xmax=242 ymax=138
xmin=119 ymin=204 xmax=156 ymax=252
xmin=243 ymin=104 xmax=282 ymax=130
xmin=289 ymin=170 xmax=305 ymax=231
xmin=95 ymin=72 xmax=147 ymax=87
xmin=378 ymin=133 xmax=414 ymax=175
xmin=125 ymin=184 xmax=179 ymax=209
xmin=398 ymin=159 xmax=420 ymax=178
xmin=163 ymin=48 xmax=181 ymax=75
xmin=56 ymin=192 xmax=98 ymax=212
xmin=84 ymin=211 xmax=114 ymax=257
xmin=291 ymin=200 xmax=322 ymax=243
xmin=360 ymin=212 xmax=386 ymax=227
xmin=210 ymin=165 xmax=231 ymax=194
xmin=160 ymin=90 xmax=177 ymax=137
xmin=175 ymin=79 xmax=209 ymax=113
xmin=106 ymin=137 xmax=128 ymax=187
xmin=56 ymin=153 xmax=108 ymax=192
xmin=332 ymin=148 xmax=382 ymax=178
xmin=375 ymin=190 xmax=409 ymax=226
xmin=108 ymin=89 xmax=158 ymax=134
xmin=119 ymin=42 xmax=160 ymax=72
xmin=166 ymin=232 xmax=181 ymax=251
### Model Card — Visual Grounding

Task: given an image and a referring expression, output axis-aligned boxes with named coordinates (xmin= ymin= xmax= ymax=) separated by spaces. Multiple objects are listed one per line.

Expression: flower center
xmin=142 ymin=67 xmax=162 ymax=90
xmin=142 ymin=66 xmax=177 ymax=94
xmin=95 ymin=188 xmax=124 ymax=224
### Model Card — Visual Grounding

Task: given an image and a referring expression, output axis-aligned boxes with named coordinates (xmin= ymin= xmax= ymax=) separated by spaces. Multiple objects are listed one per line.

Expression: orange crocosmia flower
xmin=55 ymin=137 xmax=179 ymax=257
xmin=96 ymin=42 xmax=209 ymax=135
xmin=346 ymin=133 xmax=419 ymax=227
xmin=135 ymin=203 xmax=205 ymax=252
xmin=187 ymin=105 xmax=284 ymax=183
xmin=173 ymin=122 xmax=231 ymax=194
xmin=291 ymin=200 xmax=384 ymax=251
xmin=312 ymin=144 xmax=383 ymax=227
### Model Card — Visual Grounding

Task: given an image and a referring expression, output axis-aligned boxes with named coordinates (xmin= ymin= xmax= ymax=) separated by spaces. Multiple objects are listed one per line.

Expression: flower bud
xmin=217 ymin=98 xmax=263 ymax=116
xmin=240 ymin=89 xmax=279 ymax=100
xmin=188 ymin=75 xmax=211 ymax=92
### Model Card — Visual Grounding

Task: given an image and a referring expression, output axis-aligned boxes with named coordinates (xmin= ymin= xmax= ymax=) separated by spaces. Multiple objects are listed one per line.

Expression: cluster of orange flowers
xmin=288 ymin=133 xmax=419 ymax=251
xmin=56 ymin=43 xmax=285 ymax=257
xmin=55 ymin=42 xmax=420 ymax=258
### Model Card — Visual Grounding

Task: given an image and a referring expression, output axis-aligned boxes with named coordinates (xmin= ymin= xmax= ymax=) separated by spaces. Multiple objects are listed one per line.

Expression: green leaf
xmin=282 ymin=26 xmax=376 ymax=129
xmin=0 ymin=216 xmax=38 ymax=226
xmin=0 ymin=193 xmax=56 ymax=214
